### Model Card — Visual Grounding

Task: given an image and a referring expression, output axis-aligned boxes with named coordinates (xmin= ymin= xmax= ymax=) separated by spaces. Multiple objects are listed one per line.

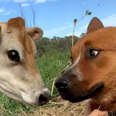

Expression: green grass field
xmin=0 ymin=51 xmax=70 ymax=116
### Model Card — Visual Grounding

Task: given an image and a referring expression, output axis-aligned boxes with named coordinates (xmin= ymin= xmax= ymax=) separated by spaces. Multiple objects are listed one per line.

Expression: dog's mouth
xmin=59 ymin=82 xmax=104 ymax=103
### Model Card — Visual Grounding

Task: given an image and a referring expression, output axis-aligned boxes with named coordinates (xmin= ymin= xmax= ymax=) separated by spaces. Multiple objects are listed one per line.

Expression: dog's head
xmin=55 ymin=17 xmax=116 ymax=104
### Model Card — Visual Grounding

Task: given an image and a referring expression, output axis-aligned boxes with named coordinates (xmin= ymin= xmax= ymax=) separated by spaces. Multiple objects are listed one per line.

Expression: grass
xmin=37 ymin=50 xmax=70 ymax=96
xmin=0 ymin=50 xmax=70 ymax=116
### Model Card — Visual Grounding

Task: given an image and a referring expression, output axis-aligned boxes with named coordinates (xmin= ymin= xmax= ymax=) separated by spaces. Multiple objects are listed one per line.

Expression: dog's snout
xmin=55 ymin=78 xmax=69 ymax=92
xmin=38 ymin=91 xmax=50 ymax=105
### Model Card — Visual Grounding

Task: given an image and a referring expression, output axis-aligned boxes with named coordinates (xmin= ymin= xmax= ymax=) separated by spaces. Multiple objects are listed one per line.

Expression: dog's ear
xmin=26 ymin=27 xmax=43 ymax=40
xmin=87 ymin=17 xmax=104 ymax=34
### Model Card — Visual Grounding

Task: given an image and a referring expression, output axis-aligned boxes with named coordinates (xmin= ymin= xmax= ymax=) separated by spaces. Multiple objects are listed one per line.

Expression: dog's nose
xmin=38 ymin=91 xmax=50 ymax=105
xmin=55 ymin=79 xmax=68 ymax=92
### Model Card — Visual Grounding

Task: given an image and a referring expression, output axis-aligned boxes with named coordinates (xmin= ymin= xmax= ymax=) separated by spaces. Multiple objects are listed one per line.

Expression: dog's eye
xmin=7 ymin=50 xmax=20 ymax=62
xmin=86 ymin=49 xmax=101 ymax=58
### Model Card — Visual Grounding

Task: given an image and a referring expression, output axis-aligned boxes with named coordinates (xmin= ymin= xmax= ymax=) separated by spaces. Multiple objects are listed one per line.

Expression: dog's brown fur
xmin=56 ymin=17 xmax=116 ymax=114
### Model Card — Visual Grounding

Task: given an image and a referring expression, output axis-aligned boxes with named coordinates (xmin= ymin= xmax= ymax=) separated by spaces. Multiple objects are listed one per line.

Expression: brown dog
xmin=55 ymin=17 xmax=116 ymax=115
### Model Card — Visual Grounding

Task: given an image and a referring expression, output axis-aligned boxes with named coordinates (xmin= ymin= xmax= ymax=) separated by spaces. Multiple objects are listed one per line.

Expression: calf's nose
xmin=38 ymin=91 xmax=51 ymax=105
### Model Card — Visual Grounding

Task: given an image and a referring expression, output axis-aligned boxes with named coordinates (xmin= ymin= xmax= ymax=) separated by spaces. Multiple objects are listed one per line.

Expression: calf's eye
xmin=7 ymin=50 xmax=20 ymax=62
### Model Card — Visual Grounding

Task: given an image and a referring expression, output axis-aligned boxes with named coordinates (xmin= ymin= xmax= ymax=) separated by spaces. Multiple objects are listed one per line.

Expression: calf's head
xmin=56 ymin=17 xmax=116 ymax=105
xmin=0 ymin=17 xmax=50 ymax=106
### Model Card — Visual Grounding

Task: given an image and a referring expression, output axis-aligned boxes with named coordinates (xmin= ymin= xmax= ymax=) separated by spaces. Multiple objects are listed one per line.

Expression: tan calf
xmin=0 ymin=17 xmax=50 ymax=106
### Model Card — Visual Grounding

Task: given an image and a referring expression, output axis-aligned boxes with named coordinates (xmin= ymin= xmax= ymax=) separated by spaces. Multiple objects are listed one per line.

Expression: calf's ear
xmin=26 ymin=27 xmax=43 ymax=40
xmin=87 ymin=17 xmax=104 ymax=34
xmin=7 ymin=17 xmax=25 ymax=31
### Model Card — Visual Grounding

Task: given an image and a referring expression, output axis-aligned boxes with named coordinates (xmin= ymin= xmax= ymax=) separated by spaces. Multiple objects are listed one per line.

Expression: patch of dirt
xmin=21 ymin=97 xmax=89 ymax=116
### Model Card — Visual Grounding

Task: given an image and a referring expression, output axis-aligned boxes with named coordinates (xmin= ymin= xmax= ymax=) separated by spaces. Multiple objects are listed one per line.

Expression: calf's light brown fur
xmin=0 ymin=17 xmax=50 ymax=106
